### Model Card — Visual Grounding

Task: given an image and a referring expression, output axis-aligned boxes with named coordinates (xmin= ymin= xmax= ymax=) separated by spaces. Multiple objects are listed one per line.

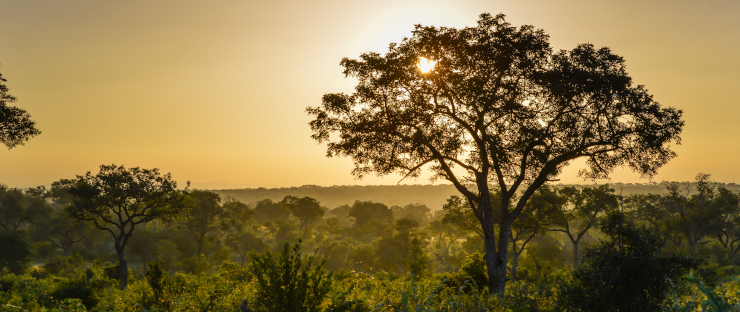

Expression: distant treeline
xmin=210 ymin=181 xmax=740 ymax=210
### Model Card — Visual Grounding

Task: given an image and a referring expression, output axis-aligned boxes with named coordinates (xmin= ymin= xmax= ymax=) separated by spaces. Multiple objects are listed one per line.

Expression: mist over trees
xmin=4 ymin=10 xmax=740 ymax=312
xmin=4 ymin=171 xmax=740 ymax=310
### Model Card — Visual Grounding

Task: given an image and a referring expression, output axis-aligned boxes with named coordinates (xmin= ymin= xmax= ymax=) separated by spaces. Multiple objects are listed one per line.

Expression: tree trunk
xmin=510 ymin=248 xmax=519 ymax=282
xmin=115 ymin=245 xmax=129 ymax=290
xmin=493 ymin=221 xmax=511 ymax=296
xmin=572 ymin=241 xmax=580 ymax=267
xmin=197 ymin=233 xmax=204 ymax=256
xmin=477 ymin=197 xmax=501 ymax=296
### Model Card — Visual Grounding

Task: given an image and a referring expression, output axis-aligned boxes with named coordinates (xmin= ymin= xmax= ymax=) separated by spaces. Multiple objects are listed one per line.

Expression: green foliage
xmin=102 ymin=263 xmax=121 ymax=281
xmin=558 ymin=212 xmax=697 ymax=312
xmin=51 ymin=278 xmax=97 ymax=310
xmin=680 ymin=274 xmax=739 ymax=312
xmin=0 ymin=273 xmax=55 ymax=309
xmin=250 ymin=241 xmax=333 ymax=312
xmin=218 ymin=261 xmax=251 ymax=282
xmin=282 ymin=196 xmax=325 ymax=234
xmin=179 ymin=256 xmax=212 ymax=275
xmin=36 ymin=255 xmax=86 ymax=279
xmin=348 ymin=201 xmax=393 ymax=233
xmin=145 ymin=262 xmax=167 ymax=298
xmin=391 ymin=204 xmax=432 ymax=227
xmin=438 ymin=252 xmax=489 ymax=295
xmin=181 ymin=190 xmax=223 ymax=256
xmin=47 ymin=298 xmax=88 ymax=312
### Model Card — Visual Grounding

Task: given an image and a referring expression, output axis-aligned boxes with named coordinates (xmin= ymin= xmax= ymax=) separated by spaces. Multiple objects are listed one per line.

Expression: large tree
xmin=0 ymin=70 xmax=40 ymax=149
xmin=308 ymin=13 xmax=683 ymax=294
xmin=65 ymin=164 xmax=187 ymax=290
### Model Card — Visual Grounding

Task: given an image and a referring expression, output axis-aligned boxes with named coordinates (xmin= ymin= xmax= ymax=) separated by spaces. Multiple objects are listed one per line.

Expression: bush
xmin=557 ymin=212 xmax=697 ymax=312
xmin=51 ymin=278 xmax=97 ymax=310
xmin=218 ymin=261 xmax=251 ymax=282
xmin=250 ymin=240 xmax=333 ymax=312
xmin=439 ymin=252 xmax=488 ymax=293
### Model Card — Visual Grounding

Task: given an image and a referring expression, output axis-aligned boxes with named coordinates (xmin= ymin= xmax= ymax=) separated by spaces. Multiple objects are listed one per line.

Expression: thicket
xmin=3 ymin=174 xmax=740 ymax=311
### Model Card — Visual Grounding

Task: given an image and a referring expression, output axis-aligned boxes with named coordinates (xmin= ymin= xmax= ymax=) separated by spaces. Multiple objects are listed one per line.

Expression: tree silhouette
xmin=65 ymin=164 xmax=187 ymax=290
xmin=0 ymin=70 xmax=40 ymax=150
xmin=661 ymin=173 xmax=739 ymax=255
xmin=308 ymin=13 xmax=683 ymax=294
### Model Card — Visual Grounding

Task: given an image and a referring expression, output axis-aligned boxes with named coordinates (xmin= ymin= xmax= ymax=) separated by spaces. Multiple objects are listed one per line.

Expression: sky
xmin=1 ymin=0 xmax=739 ymax=189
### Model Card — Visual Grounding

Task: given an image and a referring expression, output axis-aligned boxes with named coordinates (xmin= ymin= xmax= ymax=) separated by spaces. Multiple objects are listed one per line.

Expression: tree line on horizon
xmin=3 ymin=164 xmax=740 ymax=283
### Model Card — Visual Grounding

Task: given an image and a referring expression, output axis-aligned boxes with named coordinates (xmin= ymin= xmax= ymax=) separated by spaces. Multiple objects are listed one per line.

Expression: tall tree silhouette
xmin=308 ymin=13 xmax=683 ymax=294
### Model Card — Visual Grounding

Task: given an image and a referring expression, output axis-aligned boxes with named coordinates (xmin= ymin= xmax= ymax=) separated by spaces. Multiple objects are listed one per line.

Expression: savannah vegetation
xmin=3 ymin=13 xmax=740 ymax=312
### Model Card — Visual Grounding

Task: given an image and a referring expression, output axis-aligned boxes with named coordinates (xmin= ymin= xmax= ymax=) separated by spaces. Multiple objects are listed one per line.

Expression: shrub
xmin=51 ymin=278 xmax=97 ymax=310
xmin=440 ymin=252 xmax=488 ymax=293
xmin=557 ymin=212 xmax=697 ymax=312
xmin=250 ymin=240 xmax=333 ymax=312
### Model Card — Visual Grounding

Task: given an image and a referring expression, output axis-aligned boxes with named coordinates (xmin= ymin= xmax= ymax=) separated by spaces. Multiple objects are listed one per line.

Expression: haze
xmin=1 ymin=0 xmax=738 ymax=189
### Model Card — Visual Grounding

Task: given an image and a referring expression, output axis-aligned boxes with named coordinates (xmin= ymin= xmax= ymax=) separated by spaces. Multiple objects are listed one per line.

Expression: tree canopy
xmin=0 ymin=70 xmax=40 ymax=150
xmin=308 ymin=13 xmax=683 ymax=294
xmin=280 ymin=195 xmax=324 ymax=234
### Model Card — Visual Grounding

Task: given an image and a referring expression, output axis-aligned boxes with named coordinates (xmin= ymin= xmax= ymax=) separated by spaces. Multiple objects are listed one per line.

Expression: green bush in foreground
xmin=250 ymin=241 xmax=333 ymax=312
xmin=558 ymin=212 xmax=697 ymax=312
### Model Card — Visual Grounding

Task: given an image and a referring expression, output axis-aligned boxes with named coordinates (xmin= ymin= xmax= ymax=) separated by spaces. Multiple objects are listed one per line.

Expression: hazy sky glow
xmin=1 ymin=0 xmax=739 ymax=189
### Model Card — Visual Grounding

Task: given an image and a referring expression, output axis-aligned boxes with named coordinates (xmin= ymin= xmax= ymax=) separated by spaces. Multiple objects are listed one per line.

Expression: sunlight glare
xmin=418 ymin=57 xmax=436 ymax=74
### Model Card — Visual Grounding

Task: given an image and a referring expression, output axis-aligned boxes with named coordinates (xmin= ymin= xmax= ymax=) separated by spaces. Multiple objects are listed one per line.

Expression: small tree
xmin=253 ymin=198 xmax=291 ymax=222
xmin=376 ymin=218 xmax=429 ymax=276
xmin=391 ymin=203 xmax=432 ymax=226
xmin=65 ymin=164 xmax=187 ymax=290
xmin=550 ymin=185 xmax=619 ymax=266
xmin=0 ymin=184 xmax=51 ymax=234
xmin=181 ymin=190 xmax=224 ymax=256
xmin=347 ymin=200 xmax=393 ymax=239
xmin=281 ymin=195 xmax=324 ymax=234
xmin=226 ymin=231 xmax=267 ymax=265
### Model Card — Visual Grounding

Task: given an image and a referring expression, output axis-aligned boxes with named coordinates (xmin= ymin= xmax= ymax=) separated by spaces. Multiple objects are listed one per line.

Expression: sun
xmin=417 ymin=57 xmax=436 ymax=74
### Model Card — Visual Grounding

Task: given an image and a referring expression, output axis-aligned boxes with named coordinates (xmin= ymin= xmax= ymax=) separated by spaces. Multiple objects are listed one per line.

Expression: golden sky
xmin=1 ymin=0 xmax=739 ymax=189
